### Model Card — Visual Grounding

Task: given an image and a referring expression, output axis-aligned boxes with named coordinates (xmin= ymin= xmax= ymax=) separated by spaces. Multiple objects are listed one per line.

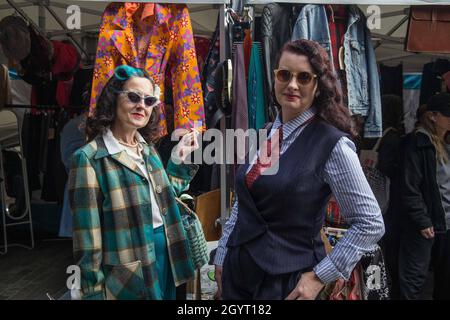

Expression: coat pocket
xmin=104 ymin=260 xmax=147 ymax=300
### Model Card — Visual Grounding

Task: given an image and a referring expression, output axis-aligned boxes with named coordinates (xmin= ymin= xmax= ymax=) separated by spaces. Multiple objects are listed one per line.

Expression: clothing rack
xmin=245 ymin=0 xmax=450 ymax=4
xmin=1 ymin=0 xmax=234 ymax=237
xmin=0 ymin=109 xmax=34 ymax=254
xmin=4 ymin=104 xmax=86 ymax=111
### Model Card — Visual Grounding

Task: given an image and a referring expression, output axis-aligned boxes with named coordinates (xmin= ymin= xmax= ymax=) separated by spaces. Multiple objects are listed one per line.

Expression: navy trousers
xmin=222 ymin=246 xmax=305 ymax=300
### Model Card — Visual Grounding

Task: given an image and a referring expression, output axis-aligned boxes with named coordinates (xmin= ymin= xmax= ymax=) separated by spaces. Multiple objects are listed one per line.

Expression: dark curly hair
xmin=274 ymin=39 xmax=356 ymax=137
xmin=86 ymin=67 xmax=161 ymax=142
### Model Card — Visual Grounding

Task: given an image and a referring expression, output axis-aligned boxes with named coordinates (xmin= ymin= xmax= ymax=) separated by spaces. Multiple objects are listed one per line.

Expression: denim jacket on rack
xmin=292 ymin=5 xmax=382 ymax=138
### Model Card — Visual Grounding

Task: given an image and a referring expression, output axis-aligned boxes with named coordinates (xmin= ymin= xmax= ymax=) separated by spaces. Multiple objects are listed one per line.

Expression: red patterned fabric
xmin=194 ymin=36 xmax=212 ymax=81
xmin=245 ymin=125 xmax=283 ymax=189
xmin=325 ymin=5 xmax=348 ymax=72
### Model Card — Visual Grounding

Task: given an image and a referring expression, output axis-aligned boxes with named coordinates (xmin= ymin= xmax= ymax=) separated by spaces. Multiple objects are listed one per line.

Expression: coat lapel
xmin=95 ymin=136 xmax=146 ymax=178
xmin=110 ymin=151 xmax=146 ymax=179
xmin=109 ymin=6 xmax=139 ymax=66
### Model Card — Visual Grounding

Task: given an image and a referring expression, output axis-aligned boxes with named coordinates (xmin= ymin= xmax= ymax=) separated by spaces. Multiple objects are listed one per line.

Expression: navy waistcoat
xmin=227 ymin=119 xmax=347 ymax=274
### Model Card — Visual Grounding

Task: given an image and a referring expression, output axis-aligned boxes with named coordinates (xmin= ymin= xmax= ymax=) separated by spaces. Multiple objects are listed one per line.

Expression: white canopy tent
xmin=1 ymin=0 xmax=450 ymax=71
xmin=1 ymin=0 xmax=449 ymax=221
xmin=0 ymin=0 xmax=223 ymax=63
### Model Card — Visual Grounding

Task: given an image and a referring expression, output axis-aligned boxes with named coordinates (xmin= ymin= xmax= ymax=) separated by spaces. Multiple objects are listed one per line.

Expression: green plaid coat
xmin=68 ymin=136 xmax=199 ymax=300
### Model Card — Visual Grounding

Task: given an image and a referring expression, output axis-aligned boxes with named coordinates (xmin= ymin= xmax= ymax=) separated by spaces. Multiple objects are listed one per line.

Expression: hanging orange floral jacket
xmin=90 ymin=2 xmax=205 ymax=137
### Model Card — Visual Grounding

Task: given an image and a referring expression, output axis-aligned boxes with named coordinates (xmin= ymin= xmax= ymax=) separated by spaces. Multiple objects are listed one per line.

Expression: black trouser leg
xmin=432 ymin=231 xmax=450 ymax=300
xmin=222 ymin=246 xmax=264 ymax=300
xmin=382 ymin=219 xmax=401 ymax=299
xmin=222 ymin=246 xmax=303 ymax=300
xmin=398 ymin=229 xmax=434 ymax=300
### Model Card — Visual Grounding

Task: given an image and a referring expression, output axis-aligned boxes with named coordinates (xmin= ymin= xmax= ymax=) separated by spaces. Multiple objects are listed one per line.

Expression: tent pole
xmin=6 ymin=0 xmax=43 ymax=35
xmin=48 ymin=1 xmax=105 ymax=16
xmin=38 ymin=0 xmax=46 ymax=30
xmin=41 ymin=2 xmax=89 ymax=59
xmin=0 ymin=2 xmax=32 ymax=11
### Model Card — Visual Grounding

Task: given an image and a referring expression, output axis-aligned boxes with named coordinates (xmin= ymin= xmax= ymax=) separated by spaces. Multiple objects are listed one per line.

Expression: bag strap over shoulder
xmin=372 ymin=127 xmax=395 ymax=151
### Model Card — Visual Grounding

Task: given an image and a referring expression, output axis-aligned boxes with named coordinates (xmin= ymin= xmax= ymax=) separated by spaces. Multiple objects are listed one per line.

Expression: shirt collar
xmin=125 ymin=3 xmax=155 ymax=21
xmin=103 ymin=128 xmax=146 ymax=156
xmin=114 ymin=3 xmax=171 ymax=29
xmin=272 ymin=106 xmax=318 ymax=141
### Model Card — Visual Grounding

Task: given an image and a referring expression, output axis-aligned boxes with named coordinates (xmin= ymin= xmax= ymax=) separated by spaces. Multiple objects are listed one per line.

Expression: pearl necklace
xmin=117 ymin=138 xmax=138 ymax=148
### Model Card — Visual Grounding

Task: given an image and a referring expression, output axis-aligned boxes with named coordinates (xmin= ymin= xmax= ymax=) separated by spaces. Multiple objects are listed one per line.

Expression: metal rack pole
xmin=219 ymin=3 xmax=230 ymax=227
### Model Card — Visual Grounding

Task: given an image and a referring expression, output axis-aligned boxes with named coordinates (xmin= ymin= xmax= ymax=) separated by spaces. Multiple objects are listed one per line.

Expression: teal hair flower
xmin=114 ymin=65 xmax=144 ymax=81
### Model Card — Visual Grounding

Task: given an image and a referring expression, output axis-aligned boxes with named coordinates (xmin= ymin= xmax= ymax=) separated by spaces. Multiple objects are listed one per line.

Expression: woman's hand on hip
xmin=420 ymin=227 xmax=435 ymax=239
xmin=285 ymin=271 xmax=325 ymax=300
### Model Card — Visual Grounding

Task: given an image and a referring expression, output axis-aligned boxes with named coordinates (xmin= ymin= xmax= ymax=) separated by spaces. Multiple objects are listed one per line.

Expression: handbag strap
xmin=372 ymin=127 xmax=395 ymax=152
xmin=175 ymin=197 xmax=195 ymax=216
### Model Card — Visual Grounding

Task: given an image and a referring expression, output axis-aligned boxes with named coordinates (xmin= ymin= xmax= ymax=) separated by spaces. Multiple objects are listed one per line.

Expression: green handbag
xmin=176 ymin=196 xmax=209 ymax=269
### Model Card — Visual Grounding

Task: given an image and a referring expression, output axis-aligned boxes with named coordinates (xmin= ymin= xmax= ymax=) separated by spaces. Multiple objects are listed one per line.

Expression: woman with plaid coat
xmin=68 ymin=65 xmax=200 ymax=300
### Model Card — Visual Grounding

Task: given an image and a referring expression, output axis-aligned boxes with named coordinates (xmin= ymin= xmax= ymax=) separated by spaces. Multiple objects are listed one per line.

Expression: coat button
xmin=162 ymin=207 xmax=167 ymax=215
xmin=148 ymin=165 xmax=152 ymax=171
xmin=189 ymin=170 xmax=196 ymax=176
xmin=155 ymin=185 xmax=162 ymax=193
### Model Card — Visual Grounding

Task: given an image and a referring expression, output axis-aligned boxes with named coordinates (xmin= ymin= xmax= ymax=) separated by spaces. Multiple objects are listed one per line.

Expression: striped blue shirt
xmin=214 ymin=107 xmax=385 ymax=284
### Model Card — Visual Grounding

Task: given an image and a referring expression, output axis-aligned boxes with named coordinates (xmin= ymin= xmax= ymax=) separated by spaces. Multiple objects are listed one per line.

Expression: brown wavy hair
xmin=274 ymin=39 xmax=356 ymax=137
xmin=86 ymin=68 xmax=161 ymax=143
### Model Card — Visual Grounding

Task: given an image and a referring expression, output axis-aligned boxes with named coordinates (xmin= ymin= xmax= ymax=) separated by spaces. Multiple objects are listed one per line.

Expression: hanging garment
xmin=41 ymin=111 xmax=69 ymax=203
xmin=51 ymin=40 xmax=81 ymax=81
xmin=325 ymin=5 xmax=349 ymax=102
xmin=261 ymin=3 xmax=302 ymax=84
xmin=260 ymin=3 xmax=304 ymax=121
xmin=380 ymin=64 xmax=403 ymax=98
xmin=419 ymin=59 xmax=450 ymax=105
xmin=194 ymin=36 xmax=212 ymax=82
xmin=243 ymin=29 xmax=252 ymax=80
xmin=56 ymin=79 xmax=74 ymax=108
xmin=403 ymin=73 xmax=422 ymax=134
xmin=20 ymin=113 xmax=45 ymax=192
xmin=9 ymin=72 xmax=32 ymax=123
xmin=202 ymin=16 xmax=221 ymax=129
xmin=247 ymin=43 xmax=266 ymax=131
xmin=70 ymin=67 xmax=94 ymax=108
xmin=20 ymin=25 xmax=53 ymax=85
xmin=91 ymin=3 xmax=205 ymax=137
xmin=231 ymin=43 xmax=249 ymax=166
xmin=231 ymin=44 xmax=248 ymax=132
xmin=325 ymin=5 xmax=348 ymax=73
xmin=0 ymin=64 xmax=11 ymax=108
xmin=292 ymin=5 xmax=382 ymax=138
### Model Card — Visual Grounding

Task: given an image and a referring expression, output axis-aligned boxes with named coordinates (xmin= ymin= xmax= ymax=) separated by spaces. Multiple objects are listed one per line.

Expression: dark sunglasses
xmin=119 ymin=91 xmax=159 ymax=108
xmin=274 ymin=69 xmax=318 ymax=86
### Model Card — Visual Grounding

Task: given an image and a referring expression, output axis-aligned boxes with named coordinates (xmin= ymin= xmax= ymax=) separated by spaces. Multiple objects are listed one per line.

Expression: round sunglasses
xmin=118 ymin=90 xmax=159 ymax=108
xmin=274 ymin=69 xmax=318 ymax=86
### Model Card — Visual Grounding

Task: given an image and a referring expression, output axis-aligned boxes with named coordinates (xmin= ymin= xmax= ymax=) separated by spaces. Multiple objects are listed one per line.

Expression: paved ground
xmin=0 ymin=239 xmax=73 ymax=300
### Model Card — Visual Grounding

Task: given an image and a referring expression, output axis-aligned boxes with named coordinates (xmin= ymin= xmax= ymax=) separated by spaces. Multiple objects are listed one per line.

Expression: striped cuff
xmin=313 ymin=256 xmax=345 ymax=285
xmin=213 ymin=246 xmax=228 ymax=267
